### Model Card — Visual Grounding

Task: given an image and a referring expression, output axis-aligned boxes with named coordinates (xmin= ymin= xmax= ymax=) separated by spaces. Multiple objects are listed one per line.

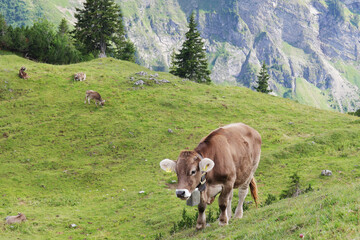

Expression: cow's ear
xmin=199 ymin=158 xmax=215 ymax=172
xmin=160 ymin=159 xmax=176 ymax=173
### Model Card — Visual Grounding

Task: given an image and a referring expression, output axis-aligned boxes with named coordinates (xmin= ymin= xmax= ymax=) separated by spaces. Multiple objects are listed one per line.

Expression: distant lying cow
xmin=84 ymin=90 xmax=105 ymax=107
xmin=74 ymin=72 xmax=86 ymax=81
xmin=5 ymin=213 xmax=26 ymax=224
xmin=160 ymin=123 xmax=261 ymax=230
xmin=19 ymin=66 xmax=29 ymax=79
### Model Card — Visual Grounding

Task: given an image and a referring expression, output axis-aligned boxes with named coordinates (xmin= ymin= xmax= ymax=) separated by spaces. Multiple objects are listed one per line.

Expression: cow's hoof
xmin=234 ymin=211 xmax=243 ymax=219
xmin=219 ymin=219 xmax=228 ymax=226
xmin=196 ymin=223 xmax=206 ymax=230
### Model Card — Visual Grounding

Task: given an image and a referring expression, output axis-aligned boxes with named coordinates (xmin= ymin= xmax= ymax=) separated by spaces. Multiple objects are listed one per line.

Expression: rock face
xmin=120 ymin=0 xmax=360 ymax=112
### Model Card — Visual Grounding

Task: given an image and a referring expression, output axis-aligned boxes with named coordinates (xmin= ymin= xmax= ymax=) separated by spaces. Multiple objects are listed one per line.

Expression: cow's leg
xmin=227 ymin=189 xmax=233 ymax=220
xmin=88 ymin=98 xmax=91 ymax=105
xmin=196 ymin=199 xmax=207 ymax=230
xmin=84 ymin=96 xmax=87 ymax=104
xmin=234 ymin=186 xmax=249 ymax=219
xmin=218 ymin=184 xmax=233 ymax=226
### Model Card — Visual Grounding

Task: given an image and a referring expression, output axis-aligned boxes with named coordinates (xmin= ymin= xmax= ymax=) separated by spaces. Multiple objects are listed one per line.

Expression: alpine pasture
xmin=0 ymin=51 xmax=359 ymax=239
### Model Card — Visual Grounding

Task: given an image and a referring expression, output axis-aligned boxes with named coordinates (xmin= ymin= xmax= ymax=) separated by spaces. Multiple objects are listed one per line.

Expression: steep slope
xmin=1 ymin=52 xmax=360 ymax=239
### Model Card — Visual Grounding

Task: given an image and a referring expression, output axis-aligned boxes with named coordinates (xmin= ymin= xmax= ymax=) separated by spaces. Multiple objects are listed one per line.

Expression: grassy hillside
xmin=0 ymin=51 xmax=360 ymax=239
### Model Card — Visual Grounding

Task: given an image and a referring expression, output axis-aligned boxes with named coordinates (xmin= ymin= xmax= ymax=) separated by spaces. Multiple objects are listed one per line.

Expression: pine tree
xmin=255 ymin=62 xmax=272 ymax=93
xmin=58 ymin=18 xmax=69 ymax=35
xmin=170 ymin=12 xmax=211 ymax=84
xmin=73 ymin=0 xmax=135 ymax=59
xmin=0 ymin=14 xmax=9 ymax=48
xmin=111 ymin=8 xmax=136 ymax=62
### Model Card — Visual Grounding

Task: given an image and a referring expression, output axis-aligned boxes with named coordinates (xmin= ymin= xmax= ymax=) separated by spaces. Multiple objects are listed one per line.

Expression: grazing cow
xmin=84 ymin=90 xmax=105 ymax=107
xmin=19 ymin=67 xmax=29 ymax=79
xmin=74 ymin=72 xmax=86 ymax=81
xmin=5 ymin=213 xmax=26 ymax=224
xmin=160 ymin=123 xmax=261 ymax=230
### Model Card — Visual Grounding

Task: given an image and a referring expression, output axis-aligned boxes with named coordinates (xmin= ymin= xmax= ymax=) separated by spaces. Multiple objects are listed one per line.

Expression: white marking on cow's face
xmin=175 ymin=189 xmax=191 ymax=199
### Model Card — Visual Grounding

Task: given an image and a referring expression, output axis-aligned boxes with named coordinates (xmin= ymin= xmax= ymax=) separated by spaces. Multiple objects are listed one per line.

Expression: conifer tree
xmin=73 ymin=0 xmax=135 ymax=60
xmin=58 ymin=18 xmax=69 ymax=35
xmin=0 ymin=14 xmax=9 ymax=48
xmin=170 ymin=12 xmax=211 ymax=84
xmin=255 ymin=62 xmax=272 ymax=93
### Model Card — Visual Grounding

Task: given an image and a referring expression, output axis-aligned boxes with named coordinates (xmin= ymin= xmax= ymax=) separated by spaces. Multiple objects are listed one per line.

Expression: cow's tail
xmin=249 ymin=177 xmax=258 ymax=207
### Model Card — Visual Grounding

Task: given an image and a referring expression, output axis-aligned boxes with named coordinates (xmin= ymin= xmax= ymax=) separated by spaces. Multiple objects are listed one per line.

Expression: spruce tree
xmin=0 ymin=14 xmax=8 ymax=48
xmin=255 ymin=62 xmax=272 ymax=93
xmin=170 ymin=12 xmax=211 ymax=84
xmin=73 ymin=0 xmax=135 ymax=60
xmin=58 ymin=18 xmax=69 ymax=35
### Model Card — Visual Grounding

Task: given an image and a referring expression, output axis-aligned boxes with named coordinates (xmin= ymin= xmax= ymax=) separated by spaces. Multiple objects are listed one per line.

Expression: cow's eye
xmin=191 ymin=170 xmax=196 ymax=175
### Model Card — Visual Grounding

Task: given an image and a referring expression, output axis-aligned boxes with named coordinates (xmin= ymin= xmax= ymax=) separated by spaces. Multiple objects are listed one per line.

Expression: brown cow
xmin=19 ymin=67 xmax=29 ymax=79
xmin=160 ymin=123 xmax=261 ymax=229
xmin=5 ymin=213 xmax=26 ymax=224
xmin=74 ymin=72 xmax=86 ymax=81
xmin=84 ymin=90 xmax=105 ymax=107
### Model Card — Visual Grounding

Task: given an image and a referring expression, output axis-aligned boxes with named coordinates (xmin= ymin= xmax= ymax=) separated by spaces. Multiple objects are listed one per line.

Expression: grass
xmin=0 ymin=51 xmax=360 ymax=239
xmin=293 ymin=77 xmax=332 ymax=111
xmin=333 ymin=61 xmax=360 ymax=88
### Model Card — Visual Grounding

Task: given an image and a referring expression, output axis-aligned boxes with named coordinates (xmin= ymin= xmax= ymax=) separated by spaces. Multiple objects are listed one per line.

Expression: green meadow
xmin=0 ymin=51 xmax=359 ymax=239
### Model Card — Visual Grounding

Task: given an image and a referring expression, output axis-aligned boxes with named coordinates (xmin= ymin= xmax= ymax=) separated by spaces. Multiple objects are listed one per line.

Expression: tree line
xmin=0 ymin=0 xmax=135 ymax=65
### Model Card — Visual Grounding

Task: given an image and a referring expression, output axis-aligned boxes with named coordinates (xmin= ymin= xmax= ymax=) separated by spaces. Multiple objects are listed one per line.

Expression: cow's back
xmin=196 ymin=123 xmax=261 ymax=187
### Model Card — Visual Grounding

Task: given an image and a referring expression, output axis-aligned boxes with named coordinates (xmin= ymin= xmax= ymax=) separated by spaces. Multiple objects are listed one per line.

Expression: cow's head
xmin=100 ymin=99 xmax=105 ymax=106
xmin=160 ymin=151 xmax=214 ymax=200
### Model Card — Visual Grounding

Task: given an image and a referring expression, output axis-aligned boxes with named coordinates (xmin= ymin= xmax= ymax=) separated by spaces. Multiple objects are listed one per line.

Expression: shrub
xmin=264 ymin=193 xmax=277 ymax=206
xmin=280 ymin=173 xmax=301 ymax=199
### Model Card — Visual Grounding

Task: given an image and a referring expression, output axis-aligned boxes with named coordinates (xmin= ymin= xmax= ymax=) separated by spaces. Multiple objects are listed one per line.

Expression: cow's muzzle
xmin=175 ymin=189 xmax=191 ymax=200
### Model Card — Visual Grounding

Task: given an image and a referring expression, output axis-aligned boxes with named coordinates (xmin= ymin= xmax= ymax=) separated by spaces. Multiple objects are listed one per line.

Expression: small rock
xmin=70 ymin=224 xmax=77 ymax=228
xmin=135 ymin=71 xmax=147 ymax=76
xmin=321 ymin=170 xmax=332 ymax=176
xmin=130 ymin=77 xmax=135 ymax=81
xmin=134 ymin=80 xmax=144 ymax=86
xmin=171 ymin=180 xmax=176 ymax=183
xmin=139 ymin=191 xmax=145 ymax=194
xmin=168 ymin=129 xmax=173 ymax=133
xmin=150 ymin=73 xmax=159 ymax=78
xmin=288 ymin=122 xmax=294 ymax=125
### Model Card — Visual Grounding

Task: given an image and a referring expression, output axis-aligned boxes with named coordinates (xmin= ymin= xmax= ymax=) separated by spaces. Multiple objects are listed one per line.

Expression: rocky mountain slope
xmin=3 ymin=0 xmax=360 ymax=112
xmin=121 ymin=0 xmax=360 ymax=112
